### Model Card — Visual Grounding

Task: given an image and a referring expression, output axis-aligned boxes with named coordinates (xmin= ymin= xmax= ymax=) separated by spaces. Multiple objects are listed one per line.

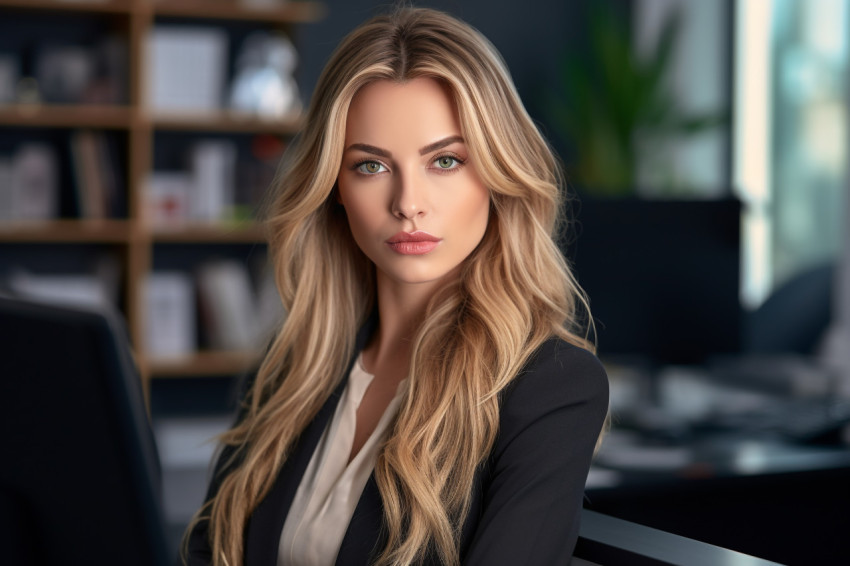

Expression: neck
xmin=364 ymin=272 xmax=447 ymax=371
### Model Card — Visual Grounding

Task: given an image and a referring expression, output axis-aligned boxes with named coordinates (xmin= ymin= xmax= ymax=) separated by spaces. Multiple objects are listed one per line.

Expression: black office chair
xmin=746 ymin=262 xmax=833 ymax=355
xmin=0 ymin=296 xmax=170 ymax=566
xmin=0 ymin=295 xmax=784 ymax=566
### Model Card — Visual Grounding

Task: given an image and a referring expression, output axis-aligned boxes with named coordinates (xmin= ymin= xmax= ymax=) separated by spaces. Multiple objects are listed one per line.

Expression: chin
xmin=390 ymin=272 xmax=450 ymax=286
xmin=384 ymin=262 xmax=467 ymax=287
xmin=376 ymin=263 xmax=449 ymax=285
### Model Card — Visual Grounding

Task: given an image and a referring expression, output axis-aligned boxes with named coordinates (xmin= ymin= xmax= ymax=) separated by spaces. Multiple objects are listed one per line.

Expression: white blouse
xmin=277 ymin=355 xmax=406 ymax=566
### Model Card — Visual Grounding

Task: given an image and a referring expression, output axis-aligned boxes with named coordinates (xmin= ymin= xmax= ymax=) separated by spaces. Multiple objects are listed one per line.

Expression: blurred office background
xmin=1 ymin=0 xmax=848 ymax=564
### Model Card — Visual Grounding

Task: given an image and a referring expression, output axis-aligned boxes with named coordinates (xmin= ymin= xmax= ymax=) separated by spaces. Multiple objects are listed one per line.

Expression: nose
xmin=391 ymin=170 xmax=427 ymax=220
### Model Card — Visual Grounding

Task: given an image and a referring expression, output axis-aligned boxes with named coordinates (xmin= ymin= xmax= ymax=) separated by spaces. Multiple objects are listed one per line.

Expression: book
xmin=196 ymin=260 xmax=257 ymax=351
xmin=145 ymin=271 xmax=196 ymax=359
xmin=70 ymin=131 xmax=105 ymax=219
xmin=254 ymin=260 xmax=285 ymax=343
xmin=0 ymin=158 xmax=12 ymax=222
xmin=0 ymin=55 xmax=17 ymax=104
xmin=10 ymin=144 xmax=58 ymax=220
xmin=69 ymin=131 xmax=122 ymax=219
xmin=95 ymin=133 xmax=121 ymax=217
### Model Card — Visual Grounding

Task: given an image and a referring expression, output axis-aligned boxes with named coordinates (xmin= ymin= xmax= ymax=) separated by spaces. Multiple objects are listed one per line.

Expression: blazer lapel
xmin=335 ymin=475 xmax=386 ymax=565
xmin=244 ymin=378 xmax=346 ymax=566
xmin=334 ymin=462 xmax=487 ymax=566
xmin=245 ymin=312 xmax=379 ymax=566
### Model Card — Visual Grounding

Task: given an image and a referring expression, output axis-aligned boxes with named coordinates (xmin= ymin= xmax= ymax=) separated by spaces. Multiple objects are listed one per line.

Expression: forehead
xmin=345 ymin=78 xmax=462 ymax=146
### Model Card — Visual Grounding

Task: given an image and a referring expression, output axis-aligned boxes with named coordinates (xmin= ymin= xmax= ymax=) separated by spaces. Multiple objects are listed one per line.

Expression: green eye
xmin=357 ymin=161 xmax=386 ymax=174
xmin=436 ymin=156 xmax=458 ymax=169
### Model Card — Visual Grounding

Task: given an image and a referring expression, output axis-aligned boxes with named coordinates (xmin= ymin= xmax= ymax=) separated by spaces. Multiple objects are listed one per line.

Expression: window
xmin=735 ymin=0 xmax=848 ymax=308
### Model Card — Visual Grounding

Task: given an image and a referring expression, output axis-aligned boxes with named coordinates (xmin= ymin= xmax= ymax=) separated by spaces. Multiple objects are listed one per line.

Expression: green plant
xmin=550 ymin=5 xmax=725 ymax=196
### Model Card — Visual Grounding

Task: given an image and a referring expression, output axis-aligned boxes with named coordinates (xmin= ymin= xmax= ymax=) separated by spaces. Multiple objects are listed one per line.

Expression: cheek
xmin=337 ymin=182 xmax=383 ymax=254
xmin=337 ymin=171 xmax=389 ymax=216
xmin=457 ymin=184 xmax=491 ymax=241
xmin=342 ymin=196 xmax=381 ymax=234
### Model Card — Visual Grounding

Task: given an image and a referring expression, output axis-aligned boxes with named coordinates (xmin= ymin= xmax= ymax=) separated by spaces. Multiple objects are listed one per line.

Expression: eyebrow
xmin=345 ymin=143 xmax=392 ymax=159
xmin=344 ymin=135 xmax=465 ymax=159
xmin=418 ymin=135 xmax=464 ymax=155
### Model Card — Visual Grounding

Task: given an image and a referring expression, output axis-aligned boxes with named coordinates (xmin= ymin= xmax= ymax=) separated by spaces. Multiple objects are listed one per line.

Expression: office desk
xmin=585 ymin=432 xmax=850 ymax=565
xmin=575 ymin=509 xmax=784 ymax=566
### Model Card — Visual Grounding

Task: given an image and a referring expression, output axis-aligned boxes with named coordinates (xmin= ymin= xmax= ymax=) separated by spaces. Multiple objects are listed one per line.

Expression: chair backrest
xmin=0 ymin=296 xmax=170 ymax=566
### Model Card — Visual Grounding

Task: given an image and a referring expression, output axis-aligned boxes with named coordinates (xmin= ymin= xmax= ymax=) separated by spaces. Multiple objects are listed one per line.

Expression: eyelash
xmin=432 ymin=153 xmax=465 ymax=173
xmin=351 ymin=154 xmax=466 ymax=176
xmin=353 ymin=159 xmax=388 ymax=175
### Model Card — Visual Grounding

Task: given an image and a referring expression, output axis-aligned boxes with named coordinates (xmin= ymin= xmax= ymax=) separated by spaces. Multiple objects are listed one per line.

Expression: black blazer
xmin=187 ymin=324 xmax=608 ymax=566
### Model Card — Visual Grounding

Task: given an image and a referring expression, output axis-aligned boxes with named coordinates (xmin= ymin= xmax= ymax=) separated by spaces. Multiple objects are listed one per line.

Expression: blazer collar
xmin=244 ymin=311 xmax=380 ymax=566
xmin=243 ymin=308 xmax=485 ymax=566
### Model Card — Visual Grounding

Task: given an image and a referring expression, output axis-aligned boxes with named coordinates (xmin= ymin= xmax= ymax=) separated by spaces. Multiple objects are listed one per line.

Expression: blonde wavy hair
xmin=184 ymin=7 xmax=594 ymax=566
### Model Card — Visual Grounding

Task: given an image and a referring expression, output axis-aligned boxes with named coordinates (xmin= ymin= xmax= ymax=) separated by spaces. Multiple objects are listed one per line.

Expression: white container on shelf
xmin=191 ymin=140 xmax=237 ymax=222
xmin=10 ymin=144 xmax=58 ymax=220
xmin=145 ymin=26 xmax=228 ymax=113
xmin=146 ymin=172 xmax=192 ymax=226
xmin=145 ymin=272 xmax=196 ymax=359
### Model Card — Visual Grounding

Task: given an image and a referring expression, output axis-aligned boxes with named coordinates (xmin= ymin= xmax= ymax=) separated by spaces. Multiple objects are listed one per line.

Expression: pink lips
xmin=386 ymin=231 xmax=442 ymax=255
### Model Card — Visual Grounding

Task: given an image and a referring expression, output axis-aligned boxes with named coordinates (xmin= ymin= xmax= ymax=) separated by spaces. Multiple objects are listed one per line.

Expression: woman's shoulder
xmin=487 ymin=337 xmax=609 ymax=468
xmin=526 ymin=337 xmax=607 ymax=378
xmin=500 ymin=337 xmax=609 ymax=420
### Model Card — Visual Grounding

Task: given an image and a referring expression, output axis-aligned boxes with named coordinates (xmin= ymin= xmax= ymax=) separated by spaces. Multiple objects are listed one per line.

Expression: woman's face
xmin=337 ymin=78 xmax=490 ymax=289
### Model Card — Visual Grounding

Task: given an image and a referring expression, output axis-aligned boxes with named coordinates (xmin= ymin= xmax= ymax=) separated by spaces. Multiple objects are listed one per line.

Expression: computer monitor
xmin=0 ymin=296 xmax=170 ymax=566
xmin=567 ymin=197 xmax=742 ymax=365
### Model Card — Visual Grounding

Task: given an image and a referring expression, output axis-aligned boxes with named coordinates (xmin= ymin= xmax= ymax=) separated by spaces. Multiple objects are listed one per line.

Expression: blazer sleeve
xmin=462 ymin=339 xmax=609 ymax=566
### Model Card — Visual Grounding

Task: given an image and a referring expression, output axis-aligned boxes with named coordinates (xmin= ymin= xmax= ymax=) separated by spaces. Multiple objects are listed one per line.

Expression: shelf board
xmin=0 ymin=105 xmax=133 ymax=129
xmin=0 ymin=0 xmax=131 ymax=14
xmin=0 ymin=106 xmax=302 ymax=133
xmin=149 ymin=110 xmax=302 ymax=134
xmin=150 ymin=222 xmax=266 ymax=243
xmin=0 ymin=220 xmax=267 ymax=244
xmin=0 ymin=220 xmax=133 ymax=243
xmin=0 ymin=1 xmax=325 ymax=22
xmin=150 ymin=0 xmax=325 ymax=23
xmin=148 ymin=350 xmax=260 ymax=377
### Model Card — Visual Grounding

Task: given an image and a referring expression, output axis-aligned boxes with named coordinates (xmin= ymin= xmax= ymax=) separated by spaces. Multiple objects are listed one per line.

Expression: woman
xmin=185 ymin=7 xmax=608 ymax=566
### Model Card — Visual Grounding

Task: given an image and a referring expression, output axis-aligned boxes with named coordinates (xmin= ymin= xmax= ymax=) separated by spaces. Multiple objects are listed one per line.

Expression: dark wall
xmin=293 ymin=0 xmax=609 ymax=164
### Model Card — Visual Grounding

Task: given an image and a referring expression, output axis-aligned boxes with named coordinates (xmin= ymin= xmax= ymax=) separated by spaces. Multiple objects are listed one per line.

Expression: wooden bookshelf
xmin=148 ymin=350 xmax=260 ymax=378
xmin=0 ymin=0 xmax=326 ymax=20
xmin=0 ymin=0 xmax=132 ymax=15
xmin=0 ymin=105 xmax=134 ymax=129
xmin=149 ymin=111 xmax=303 ymax=134
xmin=150 ymin=222 xmax=266 ymax=243
xmin=0 ymin=107 xmax=302 ymax=133
xmin=0 ymin=0 xmax=321 ymax=398
xmin=150 ymin=0 xmax=326 ymax=23
xmin=0 ymin=220 xmax=133 ymax=243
